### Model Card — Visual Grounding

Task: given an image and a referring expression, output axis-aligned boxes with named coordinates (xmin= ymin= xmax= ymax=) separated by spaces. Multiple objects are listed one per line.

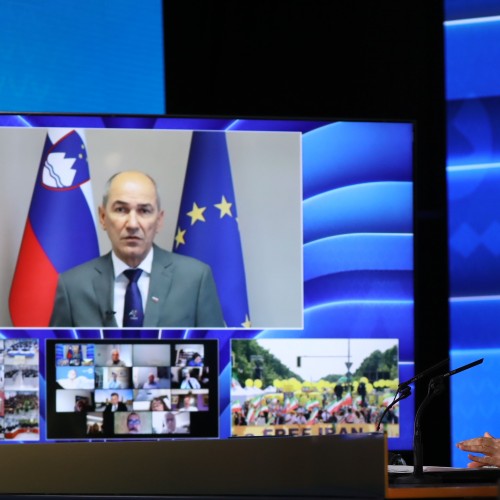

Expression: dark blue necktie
xmin=123 ymin=269 xmax=144 ymax=327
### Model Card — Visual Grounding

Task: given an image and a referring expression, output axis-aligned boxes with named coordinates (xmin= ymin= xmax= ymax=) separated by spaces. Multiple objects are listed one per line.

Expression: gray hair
xmin=102 ymin=171 xmax=161 ymax=210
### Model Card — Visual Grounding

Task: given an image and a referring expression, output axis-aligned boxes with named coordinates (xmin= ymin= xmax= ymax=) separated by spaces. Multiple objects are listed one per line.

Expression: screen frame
xmin=0 ymin=111 xmax=423 ymax=455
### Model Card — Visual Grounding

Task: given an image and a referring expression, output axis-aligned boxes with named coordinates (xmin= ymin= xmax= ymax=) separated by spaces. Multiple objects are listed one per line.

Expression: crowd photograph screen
xmin=0 ymin=113 xmax=414 ymax=451
xmin=45 ymin=339 xmax=218 ymax=440
xmin=231 ymin=338 xmax=400 ymax=439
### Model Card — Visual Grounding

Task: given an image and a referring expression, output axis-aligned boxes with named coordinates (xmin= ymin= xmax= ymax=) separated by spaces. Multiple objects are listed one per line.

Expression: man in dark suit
xmin=104 ymin=392 xmax=128 ymax=412
xmin=49 ymin=171 xmax=224 ymax=328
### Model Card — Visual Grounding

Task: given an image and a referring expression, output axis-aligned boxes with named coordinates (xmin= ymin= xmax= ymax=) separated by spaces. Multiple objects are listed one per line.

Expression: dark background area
xmin=165 ymin=0 xmax=449 ymax=465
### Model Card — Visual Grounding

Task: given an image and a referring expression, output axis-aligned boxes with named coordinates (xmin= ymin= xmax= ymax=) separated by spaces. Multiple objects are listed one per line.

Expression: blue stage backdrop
xmin=446 ymin=0 xmax=500 ymax=467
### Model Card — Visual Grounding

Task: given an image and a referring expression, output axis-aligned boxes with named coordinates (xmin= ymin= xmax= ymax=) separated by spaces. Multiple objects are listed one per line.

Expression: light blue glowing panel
xmin=0 ymin=0 xmax=164 ymax=113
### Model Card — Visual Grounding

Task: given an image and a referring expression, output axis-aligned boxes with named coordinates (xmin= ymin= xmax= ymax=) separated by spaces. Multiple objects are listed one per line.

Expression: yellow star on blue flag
xmin=174 ymin=131 xmax=250 ymax=327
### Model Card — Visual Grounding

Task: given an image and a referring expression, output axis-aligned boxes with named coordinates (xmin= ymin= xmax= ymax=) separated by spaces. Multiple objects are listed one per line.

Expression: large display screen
xmin=0 ymin=114 xmax=414 ymax=450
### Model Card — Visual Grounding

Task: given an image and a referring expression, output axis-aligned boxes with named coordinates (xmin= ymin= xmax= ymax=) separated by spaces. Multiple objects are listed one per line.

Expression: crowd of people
xmin=233 ymin=391 xmax=399 ymax=428
xmin=0 ymin=417 xmax=39 ymax=439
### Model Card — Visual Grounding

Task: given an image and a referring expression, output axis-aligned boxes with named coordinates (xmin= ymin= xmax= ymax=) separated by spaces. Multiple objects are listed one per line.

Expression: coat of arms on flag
xmin=9 ymin=128 xmax=99 ymax=326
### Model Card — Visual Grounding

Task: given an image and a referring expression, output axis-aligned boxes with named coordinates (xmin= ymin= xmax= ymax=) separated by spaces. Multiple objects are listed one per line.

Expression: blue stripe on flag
xmin=29 ymin=130 xmax=99 ymax=273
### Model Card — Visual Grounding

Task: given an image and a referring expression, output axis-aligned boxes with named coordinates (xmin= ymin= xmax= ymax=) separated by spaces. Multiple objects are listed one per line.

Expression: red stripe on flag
xmin=9 ymin=220 xmax=59 ymax=326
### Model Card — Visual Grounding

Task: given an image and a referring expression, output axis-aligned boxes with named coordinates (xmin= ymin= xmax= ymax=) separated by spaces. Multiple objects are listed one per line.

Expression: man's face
xmin=111 ymin=394 xmax=119 ymax=404
xmin=111 ymin=351 xmax=120 ymax=363
xmin=99 ymin=172 xmax=164 ymax=268
xmin=151 ymin=399 xmax=164 ymax=411
xmin=165 ymin=413 xmax=176 ymax=432
xmin=127 ymin=413 xmax=141 ymax=432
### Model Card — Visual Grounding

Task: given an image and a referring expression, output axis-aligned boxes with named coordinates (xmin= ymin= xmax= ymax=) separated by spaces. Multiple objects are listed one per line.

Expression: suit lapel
xmin=144 ymin=247 xmax=174 ymax=327
xmin=92 ymin=254 xmax=117 ymax=327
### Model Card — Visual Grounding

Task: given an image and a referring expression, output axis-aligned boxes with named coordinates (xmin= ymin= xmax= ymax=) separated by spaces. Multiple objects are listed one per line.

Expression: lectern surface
xmin=389 ymin=465 xmax=500 ymax=485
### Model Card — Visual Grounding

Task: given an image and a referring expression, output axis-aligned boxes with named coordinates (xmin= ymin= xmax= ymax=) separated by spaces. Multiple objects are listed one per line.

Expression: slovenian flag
xmin=174 ymin=131 xmax=250 ymax=327
xmin=9 ymin=128 xmax=99 ymax=326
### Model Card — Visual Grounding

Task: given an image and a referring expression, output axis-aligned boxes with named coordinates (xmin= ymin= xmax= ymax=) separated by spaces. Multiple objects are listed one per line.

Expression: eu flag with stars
xmin=174 ymin=131 xmax=250 ymax=328
xmin=9 ymin=128 xmax=100 ymax=326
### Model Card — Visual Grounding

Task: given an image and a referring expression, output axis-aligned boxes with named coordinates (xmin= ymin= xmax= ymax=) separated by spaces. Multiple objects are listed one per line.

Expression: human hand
xmin=456 ymin=432 xmax=500 ymax=468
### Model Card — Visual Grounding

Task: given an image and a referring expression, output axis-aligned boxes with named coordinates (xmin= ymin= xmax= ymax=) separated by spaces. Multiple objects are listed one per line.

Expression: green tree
xmin=232 ymin=340 xmax=302 ymax=387
xmin=354 ymin=345 xmax=398 ymax=381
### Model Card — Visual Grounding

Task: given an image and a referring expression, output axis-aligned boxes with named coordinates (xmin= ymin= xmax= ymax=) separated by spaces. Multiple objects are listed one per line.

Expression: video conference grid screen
xmin=45 ymin=339 xmax=218 ymax=440
xmin=0 ymin=113 xmax=414 ymax=450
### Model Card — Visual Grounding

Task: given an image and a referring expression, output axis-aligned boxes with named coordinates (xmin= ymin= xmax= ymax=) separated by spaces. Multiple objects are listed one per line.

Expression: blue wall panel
xmin=446 ymin=1 xmax=500 ymax=466
xmin=0 ymin=0 xmax=164 ymax=113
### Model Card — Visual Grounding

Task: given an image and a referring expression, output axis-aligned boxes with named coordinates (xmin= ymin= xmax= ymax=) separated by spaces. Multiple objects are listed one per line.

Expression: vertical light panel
xmin=446 ymin=2 xmax=500 ymax=466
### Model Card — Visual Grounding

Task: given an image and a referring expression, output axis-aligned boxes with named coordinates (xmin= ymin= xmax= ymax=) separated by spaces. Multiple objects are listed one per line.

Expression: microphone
xmin=396 ymin=358 xmax=484 ymax=484
xmin=376 ymin=385 xmax=411 ymax=431
xmin=398 ymin=357 xmax=449 ymax=391
xmin=376 ymin=358 xmax=449 ymax=432
xmin=104 ymin=310 xmax=116 ymax=326
xmin=431 ymin=357 xmax=483 ymax=383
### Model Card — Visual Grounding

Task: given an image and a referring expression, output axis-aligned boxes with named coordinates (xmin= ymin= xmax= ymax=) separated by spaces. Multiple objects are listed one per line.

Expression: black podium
xmin=0 ymin=433 xmax=386 ymax=498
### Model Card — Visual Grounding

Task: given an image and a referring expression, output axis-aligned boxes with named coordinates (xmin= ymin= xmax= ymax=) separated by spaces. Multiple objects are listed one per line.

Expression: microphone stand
xmin=415 ymin=358 xmax=483 ymax=477
xmin=377 ymin=357 xmax=448 ymax=433
xmin=393 ymin=358 xmax=484 ymax=484
xmin=413 ymin=376 xmax=446 ymax=480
